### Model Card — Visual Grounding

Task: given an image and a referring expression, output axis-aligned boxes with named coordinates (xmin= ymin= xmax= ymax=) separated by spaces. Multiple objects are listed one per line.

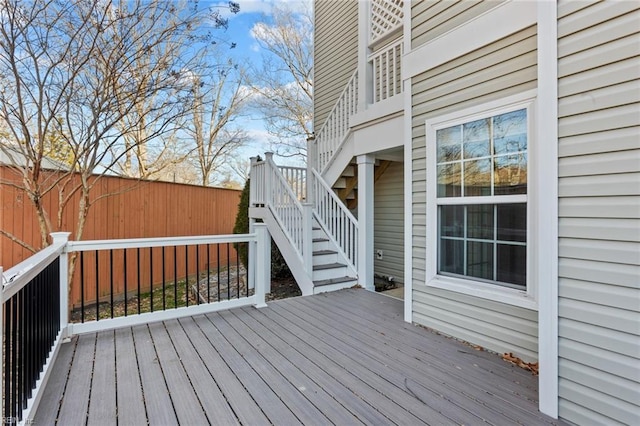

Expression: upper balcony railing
xmin=369 ymin=38 xmax=403 ymax=103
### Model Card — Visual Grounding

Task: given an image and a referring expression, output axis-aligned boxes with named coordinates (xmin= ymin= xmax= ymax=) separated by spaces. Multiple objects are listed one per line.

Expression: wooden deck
xmin=34 ymin=289 xmax=562 ymax=425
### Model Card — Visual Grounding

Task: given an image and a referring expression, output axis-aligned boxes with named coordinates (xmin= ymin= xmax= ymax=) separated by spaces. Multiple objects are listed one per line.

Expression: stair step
xmin=313 ymin=262 xmax=346 ymax=271
xmin=313 ymin=276 xmax=358 ymax=287
xmin=313 ymin=250 xmax=337 ymax=256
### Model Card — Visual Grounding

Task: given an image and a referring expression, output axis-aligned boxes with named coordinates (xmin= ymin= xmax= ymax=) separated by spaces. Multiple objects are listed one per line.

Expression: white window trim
xmin=425 ymin=90 xmax=538 ymax=311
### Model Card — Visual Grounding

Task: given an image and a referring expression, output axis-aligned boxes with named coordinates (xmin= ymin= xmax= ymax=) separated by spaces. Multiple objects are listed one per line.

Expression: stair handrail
xmin=311 ymin=168 xmax=358 ymax=271
xmin=315 ymin=70 xmax=359 ymax=173
xmin=263 ymin=154 xmax=309 ymax=266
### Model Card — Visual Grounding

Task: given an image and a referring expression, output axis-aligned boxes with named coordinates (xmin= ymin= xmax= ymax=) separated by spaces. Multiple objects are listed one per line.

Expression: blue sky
xmin=210 ymin=1 xmax=311 ymax=169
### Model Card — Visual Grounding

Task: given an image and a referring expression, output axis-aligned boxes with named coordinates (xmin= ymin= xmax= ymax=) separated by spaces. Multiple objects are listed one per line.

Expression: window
xmin=426 ymin=94 xmax=536 ymax=306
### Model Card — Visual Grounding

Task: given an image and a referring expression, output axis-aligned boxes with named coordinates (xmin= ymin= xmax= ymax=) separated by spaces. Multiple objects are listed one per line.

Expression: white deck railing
xmin=0 ymin=228 xmax=272 ymax=422
xmin=311 ymin=169 xmax=358 ymax=271
xmin=278 ymin=165 xmax=307 ymax=201
xmin=315 ymin=71 xmax=359 ymax=173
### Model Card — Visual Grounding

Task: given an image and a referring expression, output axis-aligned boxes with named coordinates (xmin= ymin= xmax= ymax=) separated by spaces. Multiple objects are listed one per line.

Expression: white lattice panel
xmin=370 ymin=0 xmax=403 ymax=44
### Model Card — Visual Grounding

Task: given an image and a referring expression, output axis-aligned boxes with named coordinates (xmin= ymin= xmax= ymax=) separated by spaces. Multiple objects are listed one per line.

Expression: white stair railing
xmin=311 ymin=169 xmax=358 ymax=271
xmin=315 ymin=70 xmax=359 ymax=173
xmin=278 ymin=166 xmax=307 ymax=201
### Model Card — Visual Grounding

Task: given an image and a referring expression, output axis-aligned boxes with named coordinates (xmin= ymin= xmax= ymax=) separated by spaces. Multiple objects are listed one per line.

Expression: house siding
xmin=410 ymin=1 xmax=507 ymax=50
xmin=557 ymin=2 xmax=640 ymax=425
xmin=374 ymin=161 xmax=404 ymax=283
xmin=314 ymin=0 xmax=359 ymax=131
xmin=410 ymin=25 xmax=539 ymax=361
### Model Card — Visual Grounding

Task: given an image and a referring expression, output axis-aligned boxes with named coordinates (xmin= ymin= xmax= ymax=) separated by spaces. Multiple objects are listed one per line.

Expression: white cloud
xmin=213 ymin=0 xmax=310 ymax=18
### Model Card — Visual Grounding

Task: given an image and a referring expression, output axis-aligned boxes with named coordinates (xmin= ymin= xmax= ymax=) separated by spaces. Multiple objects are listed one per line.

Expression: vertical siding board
xmin=558 ymin=2 xmax=640 ymax=424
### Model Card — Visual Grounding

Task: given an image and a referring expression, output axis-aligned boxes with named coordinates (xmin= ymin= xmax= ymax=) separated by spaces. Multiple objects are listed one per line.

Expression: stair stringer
xmin=321 ymin=132 xmax=355 ymax=187
xmin=249 ymin=207 xmax=315 ymax=296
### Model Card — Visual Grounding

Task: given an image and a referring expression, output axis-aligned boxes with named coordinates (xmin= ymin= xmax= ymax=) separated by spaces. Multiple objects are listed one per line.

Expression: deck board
xmin=131 ymin=324 xmax=178 ymax=425
xmin=87 ymin=331 xmax=117 ymax=426
xmin=34 ymin=289 xmax=565 ymax=425
xmin=114 ymin=327 xmax=147 ymax=425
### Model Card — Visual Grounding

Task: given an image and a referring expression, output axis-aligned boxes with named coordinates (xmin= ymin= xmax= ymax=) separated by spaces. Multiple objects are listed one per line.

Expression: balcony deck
xmin=34 ymin=289 xmax=562 ymax=425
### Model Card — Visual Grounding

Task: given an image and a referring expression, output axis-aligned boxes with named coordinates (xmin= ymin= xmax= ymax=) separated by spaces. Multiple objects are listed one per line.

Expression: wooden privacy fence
xmin=0 ymin=167 xmax=242 ymax=304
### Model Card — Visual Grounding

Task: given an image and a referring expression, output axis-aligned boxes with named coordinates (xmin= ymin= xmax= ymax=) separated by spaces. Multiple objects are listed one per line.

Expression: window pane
xmin=468 ymin=204 xmax=493 ymax=240
xmin=497 ymin=204 xmax=527 ymax=242
xmin=463 ymin=118 xmax=490 ymax=158
xmin=467 ymin=241 xmax=493 ymax=280
xmin=440 ymin=205 xmax=464 ymax=237
xmin=437 ymin=126 xmax=462 ymax=162
xmin=464 ymin=158 xmax=491 ymax=196
xmin=437 ymin=163 xmax=461 ymax=197
xmin=497 ymin=244 xmax=526 ymax=287
xmin=440 ymin=239 xmax=464 ymax=275
xmin=495 ymin=153 xmax=527 ymax=195
xmin=493 ymin=109 xmax=527 ymax=155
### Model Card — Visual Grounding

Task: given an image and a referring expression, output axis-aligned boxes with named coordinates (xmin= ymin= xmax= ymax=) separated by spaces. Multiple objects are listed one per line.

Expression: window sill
xmin=426 ymin=276 xmax=538 ymax=310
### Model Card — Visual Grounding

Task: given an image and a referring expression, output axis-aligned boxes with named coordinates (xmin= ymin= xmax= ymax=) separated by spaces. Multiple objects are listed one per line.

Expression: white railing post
xmin=254 ymin=224 xmax=270 ymax=308
xmin=264 ymin=152 xmax=274 ymax=207
xmin=307 ymin=136 xmax=317 ymax=203
xmin=302 ymin=203 xmax=314 ymax=277
xmin=249 ymin=156 xmax=258 ymax=205
xmin=51 ymin=232 xmax=71 ymax=338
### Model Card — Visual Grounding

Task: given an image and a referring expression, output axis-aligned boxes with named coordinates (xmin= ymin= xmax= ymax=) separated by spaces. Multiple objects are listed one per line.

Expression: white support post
xmin=302 ymin=203 xmax=314 ymax=277
xmin=51 ymin=232 xmax=71 ymax=339
xmin=254 ymin=223 xmax=270 ymax=308
xmin=357 ymin=154 xmax=375 ymax=291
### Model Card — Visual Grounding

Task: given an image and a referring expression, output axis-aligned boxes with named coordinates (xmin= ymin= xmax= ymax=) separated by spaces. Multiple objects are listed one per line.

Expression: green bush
xmin=233 ymin=178 xmax=292 ymax=279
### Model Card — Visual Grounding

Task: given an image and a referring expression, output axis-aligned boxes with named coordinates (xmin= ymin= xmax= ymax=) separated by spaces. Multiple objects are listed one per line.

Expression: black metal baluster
xmin=4 ymin=297 xmax=12 ymax=419
xmin=137 ymin=248 xmax=141 ymax=314
xmin=227 ymin=243 xmax=231 ymax=300
xmin=162 ymin=246 xmax=166 ymax=311
xmin=217 ymin=244 xmax=221 ymax=301
xmin=124 ymin=249 xmax=128 ymax=317
xmin=207 ymin=244 xmax=211 ymax=302
xmin=11 ymin=295 xmax=18 ymax=420
xmin=185 ymin=245 xmax=189 ymax=307
xmin=150 ymin=247 xmax=154 ymax=312
xmin=19 ymin=285 xmax=26 ymax=412
xmin=196 ymin=245 xmax=200 ymax=305
xmin=174 ymin=246 xmax=178 ymax=308
xmin=80 ymin=251 xmax=85 ymax=322
xmin=95 ymin=251 xmax=99 ymax=321
xmin=237 ymin=243 xmax=241 ymax=298
xmin=110 ymin=250 xmax=114 ymax=318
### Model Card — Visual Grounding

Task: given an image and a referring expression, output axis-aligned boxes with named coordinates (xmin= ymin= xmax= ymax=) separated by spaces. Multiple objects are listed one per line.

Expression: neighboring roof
xmin=0 ymin=143 xmax=70 ymax=171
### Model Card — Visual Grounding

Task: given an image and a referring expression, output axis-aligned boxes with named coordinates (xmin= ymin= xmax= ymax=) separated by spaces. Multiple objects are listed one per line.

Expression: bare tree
xmin=250 ymin=3 xmax=313 ymax=159
xmin=0 ymin=0 xmax=241 ymax=252
xmin=186 ymin=62 xmax=250 ymax=186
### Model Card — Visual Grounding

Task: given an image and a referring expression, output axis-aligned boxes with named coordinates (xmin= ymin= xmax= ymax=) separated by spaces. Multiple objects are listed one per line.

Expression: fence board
xmin=0 ymin=167 xmax=242 ymax=305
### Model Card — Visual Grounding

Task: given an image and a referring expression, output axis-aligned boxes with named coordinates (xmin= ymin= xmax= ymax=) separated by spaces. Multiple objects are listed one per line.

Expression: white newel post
xmin=249 ymin=156 xmax=258 ymax=205
xmin=264 ymin=152 xmax=274 ymax=206
xmin=51 ymin=232 xmax=71 ymax=338
xmin=254 ymin=223 xmax=270 ymax=308
xmin=302 ymin=203 xmax=314 ymax=277
xmin=357 ymin=154 xmax=375 ymax=291
xmin=306 ymin=136 xmax=316 ymax=203
xmin=248 ymin=219 xmax=256 ymax=290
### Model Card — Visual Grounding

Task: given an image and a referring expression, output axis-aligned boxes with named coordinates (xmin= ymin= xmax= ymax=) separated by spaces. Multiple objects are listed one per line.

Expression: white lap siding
xmin=374 ymin=161 xmax=404 ymax=284
xmin=410 ymin=26 xmax=539 ymax=362
xmin=557 ymin=2 xmax=640 ymax=424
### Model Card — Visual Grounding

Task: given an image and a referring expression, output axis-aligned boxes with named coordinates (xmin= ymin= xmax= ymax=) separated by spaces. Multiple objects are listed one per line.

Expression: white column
xmin=51 ymin=232 xmax=71 ymax=339
xmin=357 ymin=154 xmax=375 ymax=291
xmin=254 ymin=223 xmax=270 ymax=308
